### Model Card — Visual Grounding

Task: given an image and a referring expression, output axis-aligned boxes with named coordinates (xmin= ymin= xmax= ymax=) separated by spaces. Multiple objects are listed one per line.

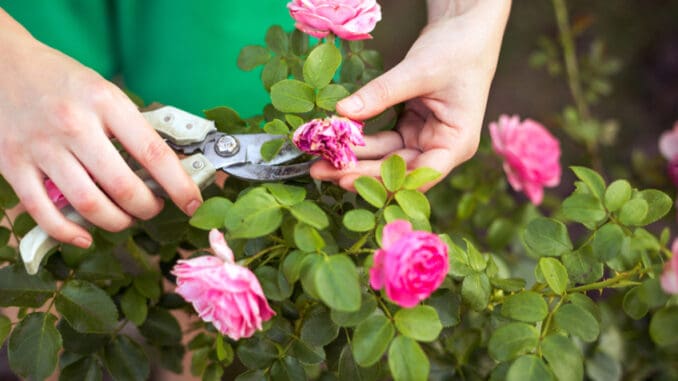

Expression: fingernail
xmin=339 ymin=95 xmax=364 ymax=113
xmin=73 ymin=236 xmax=92 ymax=249
xmin=186 ymin=199 xmax=201 ymax=216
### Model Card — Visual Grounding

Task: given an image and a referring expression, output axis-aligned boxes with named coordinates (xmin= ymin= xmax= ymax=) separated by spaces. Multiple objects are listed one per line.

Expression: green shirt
xmin=1 ymin=0 xmax=292 ymax=116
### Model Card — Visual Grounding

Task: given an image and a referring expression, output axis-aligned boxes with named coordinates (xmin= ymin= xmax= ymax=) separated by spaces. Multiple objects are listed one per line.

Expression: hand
xmin=311 ymin=0 xmax=511 ymax=191
xmin=0 ymin=9 xmax=202 ymax=248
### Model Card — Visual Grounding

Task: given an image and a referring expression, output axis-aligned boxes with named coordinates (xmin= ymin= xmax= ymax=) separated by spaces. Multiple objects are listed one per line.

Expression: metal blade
xmin=225 ymin=160 xmax=316 ymax=181
xmin=201 ymin=133 xmax=305 ymax=171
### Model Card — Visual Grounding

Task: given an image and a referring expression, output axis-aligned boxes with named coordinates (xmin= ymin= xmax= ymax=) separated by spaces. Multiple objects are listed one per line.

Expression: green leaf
xmin=289 ymin=29 xmax=309 ymax=55
xmin=265 ymin=25 xmax=288 ymax=55
xmin=191 ymin=347 xmax=209 ymax=376
xmin=427 ymin=291 xmax=461 ymax=327
xmin=637 ymin=189 xmax=672 ymax=225
xmin=8 ymin=312 xmax=62 ymax=380
xmin=650 ymin=306 xmax=678 ymax=346
xmin=465 ymin=239 xmax=487 ymax=271
xmin=388 ymin=336 xmax=430 ymax=381
xmin=227 ymin=188 xmax=283 ymax=239
xmin=394 ymin=306 xmax=442 ymax=342
xmin=120 ymin=287 xmax=148 ymax=326
xmin=538 ymin=258 xmax=569 ymax=295
xmin=395 ymin=190 xmax=430 ymax=219
xmin=554 ymin=303 xmax=600 ymax=342
xmin=381 ymin=155 xmax=407 ymax=192
xmin=383 ymin=205 xmax=409 ymax=223
xmin=604 ymin=180 xmax=631 ymax=212
xmin=295 ymin=224 xmax=320 ymax=255
xmin=622 ymin=286 xmax=648 ymax=320
xmin=402 ymin=167 xmax=441 ymax=190
xmin=237 ymin=337 xmax=278 ymax=369
xmin=203 ymin=364 xmax=225 ymax=381
xmin=13 ymin=212 xmax=36 ymax=237
xmin=289 ymin=200 xmax=329 ymax=230
xmin=264 ymin=183 xmax=305 ymax=206
xmin=618 ymin=198 xmax=648 ymax=226
xmin=522 ymin=218 xmax=572 ymax=257
xmin=491 ymin=278 xmax=527 ymax=292
xmin=461 ymin=273 xmax=491 ymax=311
xmin=60 ymin=356 xmax=102 ymax=381
xmin=561 ymin=193 xmax=607 ymax=224
xmin=102 ymin=335 xmax=150 ymax=381
xmin=338 ymin=345 xmax=380 ymax=381
xmin=0 ymin=226 xmax=10 ymax=247
xmin=488 ymin=322 xmax=539 ymax=361
xmin=506 ymin=355 xmax=554 ymax=381
xmin=255 ymin=266 xmax=292 ymax=301
xmin=285 ymin=114 xmax=304 ymax=129
xmin=331 ymin=293 xmax=377 ymax=327
xmin=290 ymin=338 xmax=325 ymax=365
xmin=235 ymin=370 xmax=267 ymax=381
xmin=270 ymin=357 xmax=307 ymax=381
xmin=352 ymin=315 xmax=394 ymax=367
xmin=343 ymin=209 xmax=376 ymax=232
xmin=354 ymin=176 xmax=387 ymax=208
xmin=55 ymin=280 xmax=118 ymax=334
xmin=0 ymin=264 xmax=56 ymax=307
xmin=260 ymin=138 xmax=286 ymax=162
xmin=300 ymin=305 xmax=339 ymax=347
xmin=263 ymin=119 xmax=290 ymax=135
xmin=314 ymin=255 xmax=361 ymax=312
xmin=501 ymin=291 xmax=548 ymax=323
xmin=216 ymin=334 xmax=234 ymax=364
xmin=0 ymin=175 xmax=19 ymax=209
xmin=638 ymin=278 xmax=669 ymax=308
xmin=238 ymin=45 xmax=271 ymax=71
xmin=189 ymin=197 xmax=233 ymax=230
xmin=541 ymin=334 xmax=583 ymax=381
xmin=591 ymin=223 xmax=625 ymax=261
xmin=585 ymin=350 xmax=621 ymax=381
xmin=317 ymin=84 xmax=350 ymax=111
xmin=304 ymin=42 xmax=342 ymax=88
xmin=282 ymin=250 xmax=307 ymax=284
xmin=568 ymin=293 xmax=602 ymax=323
xmin=561 ymin=250 xmax=603 ymax=284
xmin=0 ymin=314 xmax=10 ymax=346
xmin=139 ymin=307 xmax=182 ymax=345
xmin=57 ymin=319 xmax=107 ymax=355
xmin=262 ymin=57 xmax=290 ymax=91
xmin=340 ymin=55 xmax=365 ymax=83
xmin=204 ymin=106 xmax=248 ymax=133
xmin=571 ymin=166 xmax=606 ymax=199
xmin=270 ymin=79 xmax=315 ymax=113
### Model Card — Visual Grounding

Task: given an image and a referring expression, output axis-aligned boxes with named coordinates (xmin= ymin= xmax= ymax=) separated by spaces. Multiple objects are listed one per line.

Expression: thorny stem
xmin=540 ymin=295 xmax=566 ymax=340
xmin=566 ymin=267 xmax=642 ymax=294
xmin=242 ymin=244 xmax=285 ymax=266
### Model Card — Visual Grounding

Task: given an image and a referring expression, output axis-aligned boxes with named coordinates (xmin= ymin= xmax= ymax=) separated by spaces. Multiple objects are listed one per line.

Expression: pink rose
xmin=661 ymin=239 xmax=678 ymax=294
xmin=293 ymin=116 xmax=365 ymax=169
xmin=172 ymin=229 xmax=275 ymax=340
xmin=45 ymin=179 xmax=68 ymax=209
xmin=287 ymin=0 xmax=382 ymax=40
xmin=369 ymin=220 xmax=449 ymax=308
xmin=490 ymin=114 xmax=562 ymax=205
xmin=658 ymin=121 xmax=678 ymax=187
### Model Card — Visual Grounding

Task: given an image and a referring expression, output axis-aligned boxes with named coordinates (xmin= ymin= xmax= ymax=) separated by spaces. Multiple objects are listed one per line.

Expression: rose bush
xmin=0 ymin=1 xmax=676 ymax=381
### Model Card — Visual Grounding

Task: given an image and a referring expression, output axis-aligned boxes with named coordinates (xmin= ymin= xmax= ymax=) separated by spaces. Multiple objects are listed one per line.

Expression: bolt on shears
xmin=20 ymin=106 xmax=313 ymax=274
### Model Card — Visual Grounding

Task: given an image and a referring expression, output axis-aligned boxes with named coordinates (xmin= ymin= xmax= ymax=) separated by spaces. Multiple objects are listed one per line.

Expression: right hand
xmin=0 ymin=12 xmax=203 ymax=248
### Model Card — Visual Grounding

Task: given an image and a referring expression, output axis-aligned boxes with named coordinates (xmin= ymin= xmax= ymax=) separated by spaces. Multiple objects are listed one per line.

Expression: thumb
xmin=336 ymin=60 xmax=431 ymax=120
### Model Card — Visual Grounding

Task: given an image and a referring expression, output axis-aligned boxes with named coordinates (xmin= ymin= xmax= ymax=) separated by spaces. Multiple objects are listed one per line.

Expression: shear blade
xmin=225 ymin=161 xmax=315 ymax=181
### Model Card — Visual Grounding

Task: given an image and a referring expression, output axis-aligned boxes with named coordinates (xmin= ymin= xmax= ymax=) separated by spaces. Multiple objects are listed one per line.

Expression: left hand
xmin=310 ymin=0 xmax=512 ymax=191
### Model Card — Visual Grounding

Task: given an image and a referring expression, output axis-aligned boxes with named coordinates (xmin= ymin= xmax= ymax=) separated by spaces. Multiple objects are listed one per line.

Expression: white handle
xmin=143 ymin=106 xmax=217 ymax=146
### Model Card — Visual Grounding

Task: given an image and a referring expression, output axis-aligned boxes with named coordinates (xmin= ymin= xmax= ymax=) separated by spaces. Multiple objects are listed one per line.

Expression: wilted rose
xmin=287 ymin=0 xmax=382 ymax=40
xmin=659 ymin=121 xmax=678 ymax=187
xmin=369 ymin=220 xmax=449 ymax=308
xmin=661 ymin=239 xmax=678 ymax=294
xmin=172 ymin=229 xmax=275 ymax=340
xmin=45 ymin=179 xmax=68 ymax=209
xmin=490 ymin=114 xmax=561 ymax=205
xmin=293 ymin=116 xmax=365 ymax=169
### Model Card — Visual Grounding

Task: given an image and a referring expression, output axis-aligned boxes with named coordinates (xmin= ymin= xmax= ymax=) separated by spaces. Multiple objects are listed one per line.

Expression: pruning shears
xmin=20 ymin=106 xmax=312 ymax=274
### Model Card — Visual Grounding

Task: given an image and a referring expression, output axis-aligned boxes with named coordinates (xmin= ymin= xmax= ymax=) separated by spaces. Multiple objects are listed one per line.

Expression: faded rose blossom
xmin=660 ymin=239 xmax=678 ymax=294
xmin=45 ymin=179 xmax=68 ymax=209
xmin=172 ymin=229 xmax=275 ymax=340
xmin=369 ymin=220 xmax=449 ymax=308
xmin=658 ymin=121 xmax=678 ymax=187
xmin=490 ymin=114 xmax=561 ymax=205
xmin=287 ymin=0 xmax=381 ymax=40
xmin=293 ymin=116 xmax=365 ymax=169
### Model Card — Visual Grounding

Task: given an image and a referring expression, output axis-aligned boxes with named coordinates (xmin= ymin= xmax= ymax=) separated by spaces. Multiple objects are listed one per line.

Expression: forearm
xmin=427 ymin=0 xmax=511 ymax=24
xmin=0 ymin=7 xmax=34 ymax=41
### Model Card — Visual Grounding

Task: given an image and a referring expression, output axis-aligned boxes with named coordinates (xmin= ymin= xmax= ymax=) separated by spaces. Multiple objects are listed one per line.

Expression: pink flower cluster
xmin=45 ymin=179 xmax=68 ymax=209
xmin=287 ymin=0 xmax=381 ymax=41
xmin=661 ymin=239 xmax=678 ymax=295
xmin=293 ymin=116 xmax=365 ymax=169
xmin=172 ymin=229 xmax=275 ymax=340
xmin=490 ymin=114 xmax=562 ymax=205
xmin=369 ymin=220 xmax=449 ymax=308
xmin=659 ymin=122 xmax=678 ymax=187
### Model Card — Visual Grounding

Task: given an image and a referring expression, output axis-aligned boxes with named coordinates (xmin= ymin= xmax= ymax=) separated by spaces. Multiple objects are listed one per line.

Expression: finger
xmin=353 ymin=131 xmax=404 ymax=159
xmin=102 ymin=95 xmax=203 ymax=216
xmin=336 ymin=59 xmax=434 ymax=120
xmin=69 ymin=126 xmax=164 ymax=220
xmin=311 ymin=148 xmax=420 ymax=184
xmin=39 ymin=151 xmax=133 ymax=232
xmin=7 ymin=166 xmax=92 ymax=248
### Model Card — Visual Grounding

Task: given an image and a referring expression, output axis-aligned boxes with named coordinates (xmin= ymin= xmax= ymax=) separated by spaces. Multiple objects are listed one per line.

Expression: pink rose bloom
xmin=369 ymin=220 xmax=449 ymax=308
xmin=658 ymin=121 xmax=678 ymax=187
xmin=287 ymin=0 xmax=382 ymax=40
xmin=293 ymin=116 xmax=365 ymax=169
xmin=45 ymin=179 xmax=68 ymax=209
xmin=490 ymin=114 xmax=561 ymax=205
xmin=661 ymin=239 xmax=678 ymax=294
xmin=172 ymin=229 xmax=275 ymax=340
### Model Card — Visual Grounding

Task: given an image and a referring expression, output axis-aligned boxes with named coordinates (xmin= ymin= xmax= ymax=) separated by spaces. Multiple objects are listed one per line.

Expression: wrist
xmin=426 ymin=0 xmax=511 ymax=23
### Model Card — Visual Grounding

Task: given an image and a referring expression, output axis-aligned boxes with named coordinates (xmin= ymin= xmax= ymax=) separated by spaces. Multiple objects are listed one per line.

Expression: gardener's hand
xmin=0 ymin=9 xmax=202 ymax=248
xmin=311 ymin=0 xmax=511 ymax=191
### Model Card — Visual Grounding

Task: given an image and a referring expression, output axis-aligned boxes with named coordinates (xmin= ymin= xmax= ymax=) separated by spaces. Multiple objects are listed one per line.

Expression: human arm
xmin=310 ymin=0 xmax=512 ymax=190
xmin=0 ymin=8 xmax=203 ymax=247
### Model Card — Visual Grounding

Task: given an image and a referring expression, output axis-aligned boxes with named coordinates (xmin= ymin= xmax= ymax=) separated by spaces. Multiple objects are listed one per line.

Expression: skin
xmin=0 ymin=8 xmax=203 ymax=248
xmin=311 ymin=0 xmax=513 ymax=191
